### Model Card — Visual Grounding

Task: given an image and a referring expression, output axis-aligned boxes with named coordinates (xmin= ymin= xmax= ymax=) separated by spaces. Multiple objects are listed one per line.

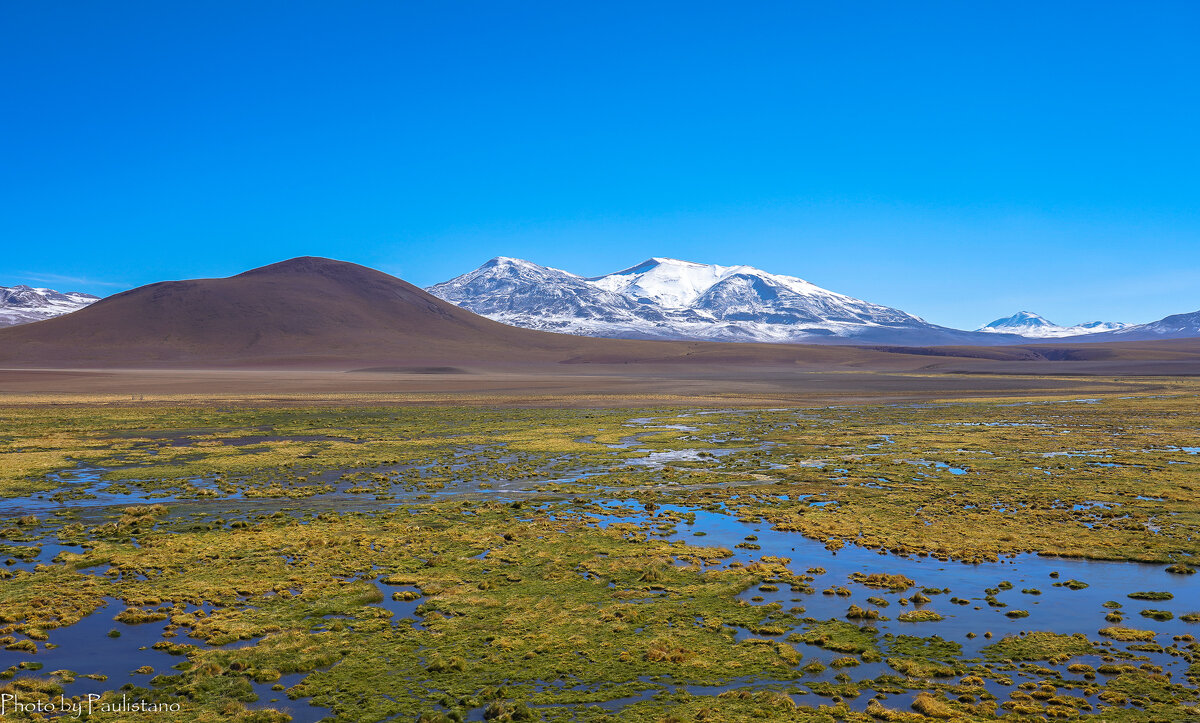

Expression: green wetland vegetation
xmin=1 ymin=385 xmax=1200 ymax=721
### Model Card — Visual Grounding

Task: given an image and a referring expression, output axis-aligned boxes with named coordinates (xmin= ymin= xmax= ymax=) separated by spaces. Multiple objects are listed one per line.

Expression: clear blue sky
xmin=3 ymin=1 xmax=1198 ymax=329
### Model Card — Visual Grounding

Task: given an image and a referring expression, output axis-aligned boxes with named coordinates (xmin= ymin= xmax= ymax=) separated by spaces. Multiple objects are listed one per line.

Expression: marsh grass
xmin=2 ymin=390 xmax=1200 ymax=720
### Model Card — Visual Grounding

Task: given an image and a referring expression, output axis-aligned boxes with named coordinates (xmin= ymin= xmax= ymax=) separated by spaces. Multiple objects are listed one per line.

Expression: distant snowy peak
xmin=428 ymin=257 xmax=1010 ymax=345
xmin=978 ymin=311 xmax=1127 ymax=338
xmin=1073 ymin=320 xmax=1129 ymax=332
xmin=588 ymin=257 xmax=858 ymax=309
xmin=0 ymin=285 xmax=100 ymax=327
xmin=586 ymin=257 xmax=929 ymax=328
xmin=440 ymin=256 xmax=582 ymax=293
xmin=427 ymin=257 xmax=650 ymax=327
xmin=1091 ymin=310 xmax=1200 ymax=341
xmin=980 ymin=311 xmax=1055 ymax=331
xmin=591 ymin=258 xmax=763 ymax=308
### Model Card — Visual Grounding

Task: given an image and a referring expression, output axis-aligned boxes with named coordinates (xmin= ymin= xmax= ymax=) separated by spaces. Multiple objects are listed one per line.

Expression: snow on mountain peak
xmin=430 ymin=257 xmax=1191 ymax=345
xmin=481 ymin=256 xmax=576 ymax=274
xmin=982 ymin=311 xmax=1054 ymax=329
xmin=587 ymin=257 xmax=828 ymax=309
xmin=978 ymin=311 xmax=1127 ymax=338
xmin=591 ymin=258 xmax=740 ymax=308
xmin=427 ymin=257 xmax=998 ymax=345
xmin=0 ymin=285 xmax=100 ymax=327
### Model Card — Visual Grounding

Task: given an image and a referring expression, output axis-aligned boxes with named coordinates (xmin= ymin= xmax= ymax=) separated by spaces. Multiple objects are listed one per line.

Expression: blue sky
xmin=3 ymin=1 xmax=1198 ymax=329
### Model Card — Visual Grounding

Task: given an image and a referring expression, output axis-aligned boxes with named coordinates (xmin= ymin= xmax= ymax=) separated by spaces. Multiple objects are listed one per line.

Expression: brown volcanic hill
xmin=0 ymin=257 xmax=914 ymax=369
xmin=0 ymin=257 xmax=584 ymax=366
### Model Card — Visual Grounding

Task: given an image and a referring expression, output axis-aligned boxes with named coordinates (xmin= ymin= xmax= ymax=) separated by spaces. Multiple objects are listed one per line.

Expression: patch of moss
xmin=982 ymin=632 xmax=1097 ymax=662
xmin=1099 ymin=627 xmax=1157 ymax=642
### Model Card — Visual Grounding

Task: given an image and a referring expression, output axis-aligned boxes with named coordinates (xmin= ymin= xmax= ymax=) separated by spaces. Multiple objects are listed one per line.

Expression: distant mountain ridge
xmin=978 ymin=309 xmax=1200 ymax=343
xmin=0 ymin=285 xmax=99 ymax=327
xmin=3 ymin=256 xmax=1199 ymax=377
xmin=0 ymin=256 xmax=1030 ymax=370
xmin=429 ymin=257 xmax=1200 ymax=346
xmin=427 ymin=257 xmax=1024 ymax=346
xmin=1073 ymin=310 xmax=1200 ymax=342
xmin=11 ymin=259 xmax=1199 ymax=347
xmin=978 ymin=311 xmax=1127 ymax=338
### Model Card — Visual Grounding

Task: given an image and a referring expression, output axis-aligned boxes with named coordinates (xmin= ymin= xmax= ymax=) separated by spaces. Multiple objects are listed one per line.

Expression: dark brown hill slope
xmin=0 ymin=257 xmax=583 ymax=366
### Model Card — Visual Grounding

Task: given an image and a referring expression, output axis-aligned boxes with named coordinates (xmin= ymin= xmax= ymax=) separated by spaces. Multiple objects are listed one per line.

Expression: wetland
xmin=2 ymin=383 xmax=1200 ymax=721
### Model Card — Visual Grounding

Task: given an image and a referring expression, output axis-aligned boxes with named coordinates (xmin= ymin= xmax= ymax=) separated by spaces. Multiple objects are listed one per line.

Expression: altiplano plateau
xmin=8 ymin=4 xmax=1200 ymax=720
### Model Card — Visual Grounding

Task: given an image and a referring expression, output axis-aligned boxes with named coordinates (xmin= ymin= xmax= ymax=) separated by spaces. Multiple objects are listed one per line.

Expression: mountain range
xmin=1077 ymin=310 xmax=1200 ymax=342
xmin=5 ymin=256 xmax=1198 ymax=347
xmin=977 ymin=311 xmax=1127 ymax=339
xmin=1 ymin=257 xmax=1199 ymax=378
xmin=0 ymin=285 xmax=99 ymax=327
xmin=428 ymin=257 xmax=1196 ymax=345
xmin=427 ymin=257 xmax=1024 ymax=346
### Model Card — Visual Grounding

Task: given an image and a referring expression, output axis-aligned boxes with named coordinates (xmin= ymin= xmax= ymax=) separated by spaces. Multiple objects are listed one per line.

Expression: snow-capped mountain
xmin=1071 ymin=309 xmax=1200 ymax=342
xmin=428 ymin=257 xmax=1020 ymax=345
xmin=0 ymin=285 xmax=100 ymax=327
xmin=978 ymin=311 xmax=1127 ymax=339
